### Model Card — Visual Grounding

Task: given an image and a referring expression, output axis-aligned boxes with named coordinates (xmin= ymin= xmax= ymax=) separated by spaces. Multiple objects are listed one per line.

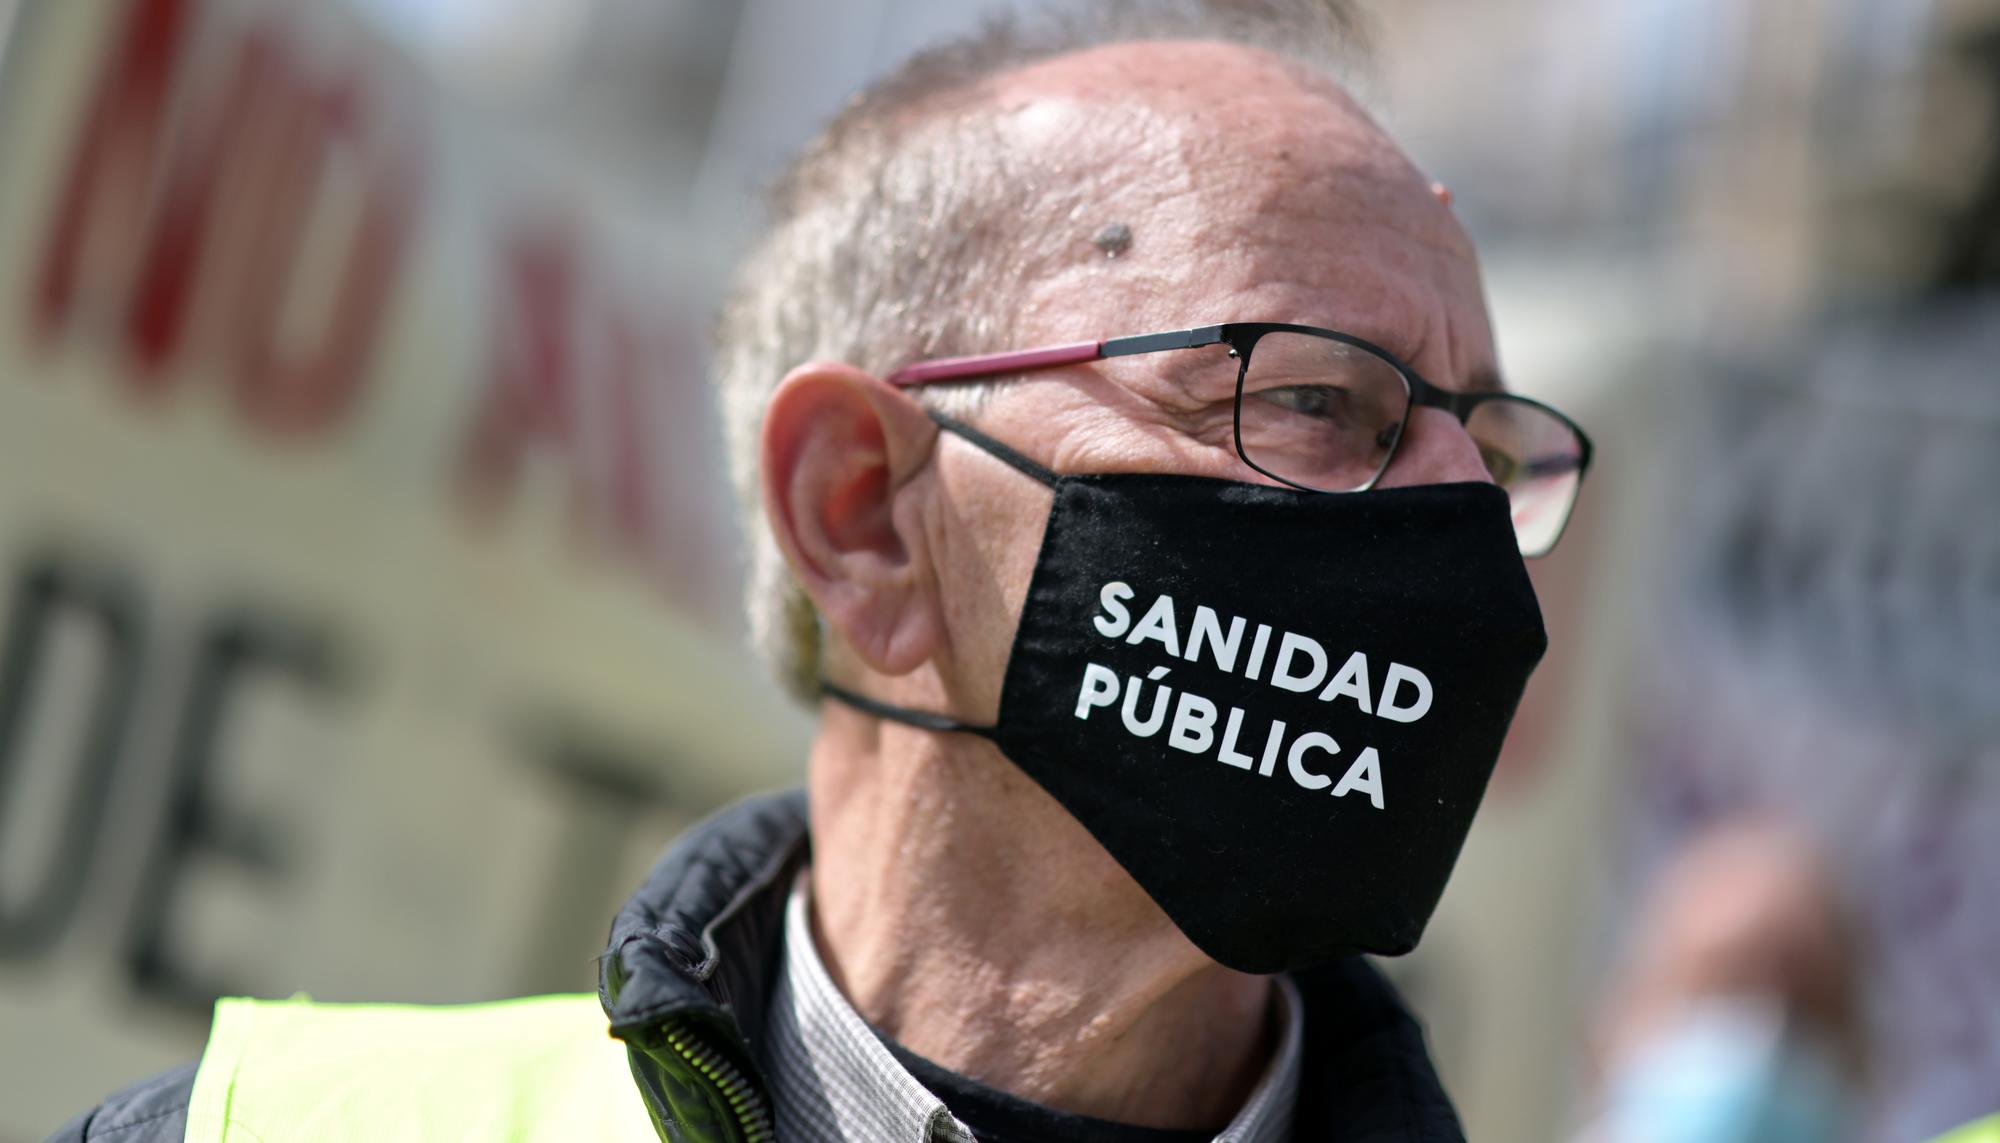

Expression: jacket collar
xmin=597 ymin=789 xmax=1464 ymax=1142
xmin=600 ymin=788 xmax=810 ymax=1066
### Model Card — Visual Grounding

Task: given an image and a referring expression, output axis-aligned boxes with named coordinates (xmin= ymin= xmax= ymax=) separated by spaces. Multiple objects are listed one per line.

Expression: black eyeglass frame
xmin=886 ymin=321 xmax=1596 ymax=556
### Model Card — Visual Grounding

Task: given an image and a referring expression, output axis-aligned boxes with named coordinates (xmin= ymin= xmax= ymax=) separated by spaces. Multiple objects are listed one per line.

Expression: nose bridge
xmin=1379 ymin=406 xmax=1491 ymax=489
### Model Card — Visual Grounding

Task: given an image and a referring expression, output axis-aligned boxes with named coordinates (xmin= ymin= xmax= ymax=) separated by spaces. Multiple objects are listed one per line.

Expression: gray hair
xmin=715 ymin=1 xmax=1365 ymax=703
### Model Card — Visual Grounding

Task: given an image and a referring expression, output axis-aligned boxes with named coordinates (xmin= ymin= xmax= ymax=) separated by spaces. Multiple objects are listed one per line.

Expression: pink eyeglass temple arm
xmin=887 ymin=341 xmax=1104 ymax=387
xmin=886 ymin=328 xmax=1228 ymax=387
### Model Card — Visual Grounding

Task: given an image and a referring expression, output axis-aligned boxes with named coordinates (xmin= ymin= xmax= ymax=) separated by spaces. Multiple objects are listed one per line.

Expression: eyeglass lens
xmin=1463 ymin=397 xmax=1583 ymax=556
xmin=1236 ymin=330 xmax=1583 ymax=556
xmin=1235 ymin=332 xmax=1409 ymax=492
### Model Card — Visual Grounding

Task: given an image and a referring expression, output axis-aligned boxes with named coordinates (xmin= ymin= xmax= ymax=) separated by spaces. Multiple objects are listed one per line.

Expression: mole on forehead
xmin=1040 ymin=108 xmax=1440 ymax=255
xmin=1014 ymin=123 xmax=1433 ymax=274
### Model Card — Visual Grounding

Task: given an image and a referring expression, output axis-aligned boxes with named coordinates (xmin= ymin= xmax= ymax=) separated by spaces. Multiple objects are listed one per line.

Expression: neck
xmin=805 ymin=699 xmax=1277 ymax=1130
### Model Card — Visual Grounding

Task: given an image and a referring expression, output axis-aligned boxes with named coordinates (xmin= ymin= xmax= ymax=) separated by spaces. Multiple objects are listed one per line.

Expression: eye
xmin=1476 ymin=441 xmax=1520 ymax=485
xmin=1254 ymin=384 xmax=1351 ymax=420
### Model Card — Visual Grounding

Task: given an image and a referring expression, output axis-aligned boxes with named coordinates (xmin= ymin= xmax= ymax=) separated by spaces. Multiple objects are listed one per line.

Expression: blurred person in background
xmin=52 ymin=1 xmax=1595 ymax=1140
xmin=1578 ymin=817 xmax=1865 ymax=1143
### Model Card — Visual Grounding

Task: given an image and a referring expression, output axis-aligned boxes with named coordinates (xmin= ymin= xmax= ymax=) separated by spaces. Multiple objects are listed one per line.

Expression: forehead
xmin=985 ymin=41 xmax=1493 ymax=387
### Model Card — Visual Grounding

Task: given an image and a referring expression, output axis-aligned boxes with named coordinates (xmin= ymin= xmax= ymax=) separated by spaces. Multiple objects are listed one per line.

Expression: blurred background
xmin=0 ymin=0 xmax=1994 ymax=1140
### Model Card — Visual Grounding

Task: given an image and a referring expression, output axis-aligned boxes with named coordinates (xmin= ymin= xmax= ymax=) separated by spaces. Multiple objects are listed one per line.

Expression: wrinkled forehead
xmin=980 ymin=41 xmax=1491 ymax=379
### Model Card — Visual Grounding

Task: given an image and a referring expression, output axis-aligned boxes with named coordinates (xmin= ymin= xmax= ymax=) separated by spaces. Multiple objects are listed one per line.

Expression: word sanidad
xmin=1091 ymin=582 xmax=1433 ymax=723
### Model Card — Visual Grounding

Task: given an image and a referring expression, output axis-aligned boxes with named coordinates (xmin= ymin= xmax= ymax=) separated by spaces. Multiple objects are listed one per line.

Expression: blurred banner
xmin=0 ymin=0 xmax=804 ymax=1133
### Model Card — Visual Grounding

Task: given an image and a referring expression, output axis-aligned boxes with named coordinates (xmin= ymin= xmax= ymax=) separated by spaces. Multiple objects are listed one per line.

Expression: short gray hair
xmin=715 ymin=1 xmax=1365 ymax=703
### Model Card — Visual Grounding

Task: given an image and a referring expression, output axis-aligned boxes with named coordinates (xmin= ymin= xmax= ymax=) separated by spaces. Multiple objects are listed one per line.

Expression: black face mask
xmin=823 ymin=412 xmax=1548 ymax=975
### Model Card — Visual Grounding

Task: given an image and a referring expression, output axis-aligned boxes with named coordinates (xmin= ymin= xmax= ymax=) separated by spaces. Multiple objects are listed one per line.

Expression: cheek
xmin=925 ymin=451 xmax=1055 ymax=706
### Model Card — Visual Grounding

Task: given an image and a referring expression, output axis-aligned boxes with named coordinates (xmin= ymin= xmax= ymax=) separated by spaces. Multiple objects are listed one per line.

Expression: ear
xmin=760 ymin=361 xmax=942 ymax=678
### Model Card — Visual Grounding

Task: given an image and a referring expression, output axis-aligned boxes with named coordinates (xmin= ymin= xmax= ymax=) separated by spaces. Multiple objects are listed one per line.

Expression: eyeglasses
xmin=889 ymin=322 xmax=1594 ymax=557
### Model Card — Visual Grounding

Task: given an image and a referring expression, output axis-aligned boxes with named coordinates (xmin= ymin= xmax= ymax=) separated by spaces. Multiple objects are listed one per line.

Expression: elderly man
xmin=55 ymin=4 xmax=1589 ymax=1142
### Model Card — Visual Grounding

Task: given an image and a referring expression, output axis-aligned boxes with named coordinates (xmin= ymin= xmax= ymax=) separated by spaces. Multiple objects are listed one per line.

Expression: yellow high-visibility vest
xmin=185 ymin=994 xmax=659 ymax=1142
xmin=1932 ymin=1115 xmax=2000 ymax=1143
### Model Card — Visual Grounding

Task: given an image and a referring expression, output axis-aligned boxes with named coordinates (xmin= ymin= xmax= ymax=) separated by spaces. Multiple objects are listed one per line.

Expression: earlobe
xmin=760 ymin=362 xmax=942 ymax=677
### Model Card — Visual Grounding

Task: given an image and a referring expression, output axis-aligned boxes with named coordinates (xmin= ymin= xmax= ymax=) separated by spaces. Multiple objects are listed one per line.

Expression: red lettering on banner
xmin=455 ymin=226 xmax=717 ymax=612
xmin=22 ymin=0 xmax=721 ymax=614
xmin=34 ymin=0 xmax=190 ymax=341
xmin=124 ymin=24 xmax=270 ymax=390
xmin=227 ymin=74 xmax=415 ymax=437
xmin=30 ymin=0 xmax=415 ymax=440
xmin=458 ymin=229 xmax=581 ymax=518
xmin=603 ymin=314 xmax=661 ymax=559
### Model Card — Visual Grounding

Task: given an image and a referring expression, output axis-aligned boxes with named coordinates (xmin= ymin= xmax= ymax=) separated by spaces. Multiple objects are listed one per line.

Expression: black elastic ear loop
xmin=813 ymin=410 xmax=1044 ymax=738
xmin=927 ymin=410 xmax=1059 ymax=487
xmin=819 ymin=681 xmax=997 ymax=740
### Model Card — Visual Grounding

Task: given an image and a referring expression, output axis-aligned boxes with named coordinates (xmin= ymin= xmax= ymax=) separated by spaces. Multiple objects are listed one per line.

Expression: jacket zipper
xmin=659 ymin=1018 xmax=776 ymax=1143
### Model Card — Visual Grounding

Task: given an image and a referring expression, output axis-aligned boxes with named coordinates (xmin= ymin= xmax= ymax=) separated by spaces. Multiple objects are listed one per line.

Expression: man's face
xmin=913 ymin=41 xmax=1501 ymax=723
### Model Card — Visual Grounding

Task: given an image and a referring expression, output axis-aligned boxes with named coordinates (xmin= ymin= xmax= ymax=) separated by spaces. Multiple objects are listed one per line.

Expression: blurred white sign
xmin=0 ymin=0 xmax=804 ymax=1133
